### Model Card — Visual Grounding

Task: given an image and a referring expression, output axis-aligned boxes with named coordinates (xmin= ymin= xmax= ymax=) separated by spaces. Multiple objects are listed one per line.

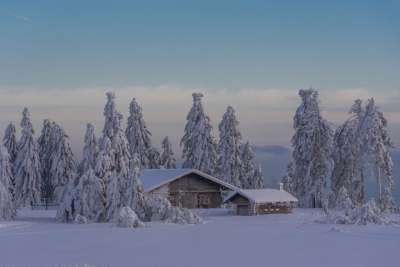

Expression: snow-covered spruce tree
xmin=95 ymin=136 xmax=114 ymax=183
xmin=103 ymin=112 xmax=132 ymax=221
xmin=289 ymin=89 xmax=334 ymax=208
xmin=100 ymin=92 xmax=117 ymax=148
xmin=78 ymin=123 xmax=97 ymax=175
xmin=97 ymin=92 xmax=131 ymax=181
xmin=331 ymin=100 xmax=365 ymax=206
xmin=216 ymin=106 xmax=242 ymax=187
xmin=252 ymin=165 xmax=265 ymax=189
xmin=0 ymin=145 xmax=16 ymax=220
xmin=281 ymin=162 xmax=295 ymax=194
xmin=180 ymin=93 xmax=217 ymax=175
xmin=13 ymin=108 xmax=41 ymax=207
xmin=147 ymin=147 xmax=161 ymax=169
xmin=38 ymin=120 xmax=76 ymax=203
xmin=160 ymin=136 xmax=176 ymax=169
xmin=362 ymin=99 xmax=395 ymax=212
xmin=57 ymin=124 xmax=105 ymax=223
xmin=126 ymin=98 xmax=159 ymax=168
xmin=331 ymin=99 xmax=395 ymax=212
xmin=92 ymin=93 xmax=132 ymax=221
xmin=3 ymin=123 xmax=18 ymax=164
xmin=38 ymin=119 xmax=54 ymax=198
xmin=74 ymin=168 xmax=106 ymax=222
xmin=51 ymin=124 xmax=77 ymax=202
xmin=335 ymin=186 xmax=353 ymax=212
xmin=125 ymin=154 xmax=149 ymax=221
xmin=240 ymin=141 xmax=264 ymax=189
xmin=75 ymin=123 xmax=104 ymax=222
xmin=101 ymin=153 xmax=146 ymax=222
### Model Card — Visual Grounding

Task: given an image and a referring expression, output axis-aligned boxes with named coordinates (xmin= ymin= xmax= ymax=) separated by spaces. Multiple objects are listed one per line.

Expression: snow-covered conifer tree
xmin=289 ymin=89 xmax=334 ymax=208
xmin=126 ymin=98 xmax=158 ymax=168
xmin=96 ymin=93 xmax=129 ymax=181
xmin=104 ymin=112 xmax=132 ymax=221
xmin=160 ymin=136 xmax=176 ymax=169
xmin=252 ymin=165 xmax=264 ymax=189
xmin=331 ymin=100 xmax=364 ymax=206
xmin=112 ymin=112 xmax=131 ymax=174
xmin=74 ymin=168 xmax=106 ymax=222
xmin=38 ymin=120 xmax=76 ymax=202
xmin=180 ymin=93 xmax=217 ymax=174
xmin=281 ymin=162 xmax=295 ymax=194
xmin=38 ymin=119 xmax=55 ymax=201
xmin=362 ymin=99 xmax=395 ymax=212
xmin=100 ymin=92 xmax=117 ymax=148
xmin=331 ymin=99 xmax=395 ymax=211
xmin=240 ymin=141 xmax=264 ymax=189
xmin=13 ymin=108 xmax=41 ymax=207
xmin=147 ymin=147 xmax=161 ymax=169
xmin=3 ymin=123 xmax=17 ymax=163
xmin=49 ymin=123 xmax=77 ymax=202
xmin=216 ymin=106 xmax=242 ymax=187
xmin=0 ymin=145 xmax=15 ymax=220
xmin=58 ymin=123 xmax=104 ymax=223
xmin=94 ymin=93 xmax=132 ymax=220
xmin=126 ymin=154 xmax=149 ymax=220
xmin=336 ymin=186 xmax=353 ymax=212
xmin=79 ymin=123 xmax=97 ymax=175
xmin=95 ymin=137 xmax=114 ymax=183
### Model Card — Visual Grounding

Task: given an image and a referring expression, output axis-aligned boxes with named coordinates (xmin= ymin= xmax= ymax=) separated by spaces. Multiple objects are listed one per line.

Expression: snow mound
xmin=115 ymin=207 xmax=144 ymax=228
xmin=320 ymin=199 xmax=399 ymax=226
xmin=74 ymin=214 xmax=88 ymax=224
xmin=149 ymin=196 xmax=203 ymax=224
xmin=329 ymin=226 xmax=343 ymax=232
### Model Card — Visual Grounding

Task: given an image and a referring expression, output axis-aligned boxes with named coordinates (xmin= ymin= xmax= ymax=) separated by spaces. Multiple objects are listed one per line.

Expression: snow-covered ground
xmin=1 ymin=208 xmax=399 ymax=267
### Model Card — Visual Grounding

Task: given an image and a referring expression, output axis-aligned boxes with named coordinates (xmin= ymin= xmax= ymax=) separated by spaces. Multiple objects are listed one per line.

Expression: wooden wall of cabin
xmin=230 ymin=195 xmax=252 ymax=215
xmin=255 ymin=203 xmax=292 ymax=214
xmin=149 ymin=173 xmax=228 ymax=209
xmin=167 ymin=173 xmax=224 ymax=209
xmin=230 ymin=195 xmax=294 ymax=215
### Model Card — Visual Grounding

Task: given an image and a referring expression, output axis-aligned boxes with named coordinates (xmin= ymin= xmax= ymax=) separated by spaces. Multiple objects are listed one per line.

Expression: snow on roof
xmin=139 ymin=168 xmax=238 ymax=192
xmin=224 ymin=189 xmax=298 ymax=204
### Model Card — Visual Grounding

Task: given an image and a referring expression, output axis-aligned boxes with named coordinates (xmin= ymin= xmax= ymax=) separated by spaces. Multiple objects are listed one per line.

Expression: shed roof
xmin=139 ymin=168 xmax=238 ymax=192
xmin=224 ymin=189 xmax=298 ymax=204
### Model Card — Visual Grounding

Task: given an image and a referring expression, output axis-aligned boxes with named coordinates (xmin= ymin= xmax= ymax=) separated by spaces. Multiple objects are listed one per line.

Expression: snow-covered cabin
xmin=224 ymin=187 xmax=298 ymax=216
xmin=139 ymin=169 xmax=237 ymax=209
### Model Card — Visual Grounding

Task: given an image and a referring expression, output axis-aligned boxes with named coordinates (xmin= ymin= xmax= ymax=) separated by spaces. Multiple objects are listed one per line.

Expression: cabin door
xmin=197 ymin=193 xmax=210 ymax=208
xmin=237 ymin=205 xmax=249 ymax=216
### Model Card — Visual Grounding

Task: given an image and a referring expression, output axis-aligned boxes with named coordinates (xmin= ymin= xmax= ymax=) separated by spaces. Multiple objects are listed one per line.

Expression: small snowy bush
xmin=115 ymin=207 xmax=144 ymax=228
xmin=74 ymin=214 xmax=88 ymax=224
xmin=320 ymin=198 xmax=399 ymax=226
xmin=149 ymin=196 xmax=203 ymax=224
xmin=351 ymin=199 xmax=389 ymax=225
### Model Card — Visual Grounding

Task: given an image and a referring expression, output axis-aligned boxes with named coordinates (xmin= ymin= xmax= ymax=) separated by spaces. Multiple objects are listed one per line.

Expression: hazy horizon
xmin=0 ymin=87 xmax=398 ymax=159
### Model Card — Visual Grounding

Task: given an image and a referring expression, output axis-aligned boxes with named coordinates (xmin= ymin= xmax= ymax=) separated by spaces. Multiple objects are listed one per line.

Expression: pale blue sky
xmin=1 ymin=0 xmax=399 ymax=90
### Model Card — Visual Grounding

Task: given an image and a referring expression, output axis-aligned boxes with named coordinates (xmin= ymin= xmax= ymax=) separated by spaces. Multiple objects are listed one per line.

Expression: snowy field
xmin=1 ymin=209 xmax=399 ymax=267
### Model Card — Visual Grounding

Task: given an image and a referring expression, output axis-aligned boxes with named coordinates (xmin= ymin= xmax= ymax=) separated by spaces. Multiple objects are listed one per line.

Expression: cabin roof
xmin=224 ymin=189 xmax=298 ymax=204
xmin=139 ymin=168 xmax=238 ymax=192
